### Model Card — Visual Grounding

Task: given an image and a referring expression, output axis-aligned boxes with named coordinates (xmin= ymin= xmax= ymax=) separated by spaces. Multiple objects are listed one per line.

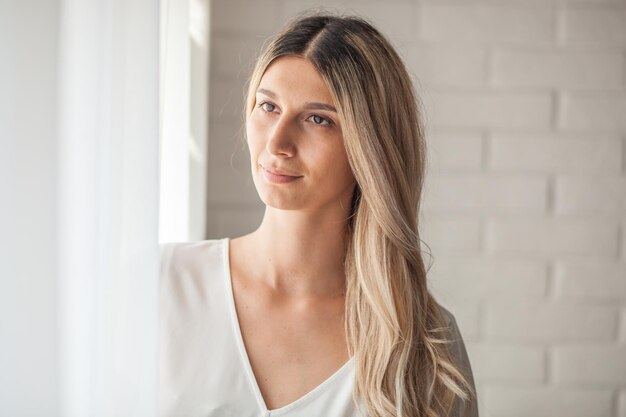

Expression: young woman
xmin=159 ymin=11 xmax=478 ymax=417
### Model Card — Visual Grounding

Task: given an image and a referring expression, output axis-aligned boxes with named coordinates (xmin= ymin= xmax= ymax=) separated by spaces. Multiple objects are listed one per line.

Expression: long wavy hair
xmin=241 ymin=10 xmax=476 ymax=417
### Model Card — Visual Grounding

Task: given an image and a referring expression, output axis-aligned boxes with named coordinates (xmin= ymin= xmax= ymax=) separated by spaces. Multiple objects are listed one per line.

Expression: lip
xmin=262 ymin=165 xmax=301 ymax=177
xmin=262 ymin=166 xmax=303 ymax=184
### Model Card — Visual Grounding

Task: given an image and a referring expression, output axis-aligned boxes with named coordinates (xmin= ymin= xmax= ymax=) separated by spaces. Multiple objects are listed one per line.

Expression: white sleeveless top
xmin=157 ymin=238 xmax=479 ymax=417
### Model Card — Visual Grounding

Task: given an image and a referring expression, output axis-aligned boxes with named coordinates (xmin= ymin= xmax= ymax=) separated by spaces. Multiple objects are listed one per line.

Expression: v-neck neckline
xmin=222 ymin=237 xmax=354 ymax=416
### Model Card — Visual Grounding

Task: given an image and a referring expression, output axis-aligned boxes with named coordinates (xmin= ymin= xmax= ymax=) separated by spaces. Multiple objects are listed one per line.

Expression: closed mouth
xmin=262 ymin=165 xmax=302 ymax=177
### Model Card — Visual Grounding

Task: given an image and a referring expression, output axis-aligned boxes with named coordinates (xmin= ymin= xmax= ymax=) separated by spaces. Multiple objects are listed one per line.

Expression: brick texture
xmin=485 ymin=386 xmax=613 ymax=417
xmin=485 ymin=301 xmax=618 ymax=343
xmin=429 ymin=256 xmax=549 ymax=300
xmin=563 ymin=6 xmax=626 ymax=45
xmin=553 ymin=346 xmax=626 ymax=385
xmin=426 ymin=130 xmax=483 ymax=170
xmin=423 ymin=174 xmax=549 ymax=214
xmin=419 ymin=4 xmax=554 ymax=44
xmin=489 ymin=133 xmax=623 ymax=174
xmin=555 ymin=261 xmax=626 ymax=302
xmin=423 ymin=91 xmax=553 ymax=129
xmin=492 ymin=49 xmax=623 ymax=89
xmin=466 ymin=343 xmax=545 ymax=384
xmin=560 ymin=94 xmax=626 ymax=132
xmin=555 ymin=177 xmax=626 ymax=215
xmin=487 ymin=218 xmax=620 ymax=258
xmin=420 ymin=215 xmax=482 ymax=253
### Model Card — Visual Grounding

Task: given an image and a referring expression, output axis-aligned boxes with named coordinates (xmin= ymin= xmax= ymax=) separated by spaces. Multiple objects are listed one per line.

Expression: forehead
xmin=258 ymin=55 xmax=333 ymax=103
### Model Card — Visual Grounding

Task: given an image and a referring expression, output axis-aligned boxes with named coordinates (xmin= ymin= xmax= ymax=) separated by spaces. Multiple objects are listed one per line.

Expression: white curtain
xmin=1 ymin=0 xmax=209 ymax=414
xmin=57 ymin=0 xmax=160 ymax=416
xmin=0 ymin=2 xmax=63 ymax=415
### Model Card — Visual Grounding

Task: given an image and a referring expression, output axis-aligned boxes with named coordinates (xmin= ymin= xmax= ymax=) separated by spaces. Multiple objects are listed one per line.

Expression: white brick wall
xmin=489 ymin=133 xmax=623 ymax=174
xmin=485 ymin=387 xmax=614 ymax=417
xmin=426 ymin=130 xmax=483 ymax=170
xmin=556 ymin=177 xmax=626 ymax=215
xmin=208 ymin=1 xmax=626 ymax=415
xmin=560 ymin=93 xmax=626 ymax=131
xmin=424 ymin=174 xmax=549 ymax=213
xmin=424 ymin=91 xmax=554 ymax=129
xmin=563 ymin=6 xmax=626 ymax=44
xmin=468 ymin=343 xmax=545 ymax=384
xmin=486 ymin=301 xmax=618 ymax=342
xmin=555 ymin=261 xmax=626 ymax=301
xmin=418 ymin=4 xmax=555 ymax=44
xmin=554 ymin=346 xmax=626 ymax=385
xmin=420 ymin=216 xmax=483 ymax=253
xmin=491 ymin=48 xmax=624 ymax=89
xmin=407 ymin=46 xmax=487 ymax=87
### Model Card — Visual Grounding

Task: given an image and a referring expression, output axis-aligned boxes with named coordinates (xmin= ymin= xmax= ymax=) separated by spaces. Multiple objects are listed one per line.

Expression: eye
xmin=257 ymin=101 xmax=276 ymax=113
xmin=307 ymin=114 xmax=332 ymax=126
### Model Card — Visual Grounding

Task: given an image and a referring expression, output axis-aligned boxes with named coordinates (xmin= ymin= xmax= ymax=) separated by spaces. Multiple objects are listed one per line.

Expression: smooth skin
xmin=228 ymin=55 xmax=357 ymax=410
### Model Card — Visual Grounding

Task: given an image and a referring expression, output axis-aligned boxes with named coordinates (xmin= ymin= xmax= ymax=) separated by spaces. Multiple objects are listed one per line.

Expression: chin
xmin=260 ymin=194 xmax=304 ymax=211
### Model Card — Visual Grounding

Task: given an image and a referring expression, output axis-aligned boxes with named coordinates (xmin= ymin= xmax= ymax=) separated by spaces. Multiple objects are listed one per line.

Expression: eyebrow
xmin=257 ymin=88 xmax=337 ymax=113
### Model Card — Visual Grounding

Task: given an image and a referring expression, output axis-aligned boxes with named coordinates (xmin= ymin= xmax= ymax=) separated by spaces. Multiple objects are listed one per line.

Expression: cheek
xmin=246 ymin=113 xmax=271 ymax=147
xmin=333 ymin=147 xmax=355 ymax=186
xmin=314 ymin=146 xmax=354 ymax=186
xmin=337 ymin=159 xmax=355 ymax=186
xmin=246 ymin=115 xmax=265 ymax=146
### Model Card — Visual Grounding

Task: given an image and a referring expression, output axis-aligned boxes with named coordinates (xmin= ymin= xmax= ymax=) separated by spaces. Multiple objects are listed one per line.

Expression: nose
xmin=265 ymin=114 xmax=296 ymax=157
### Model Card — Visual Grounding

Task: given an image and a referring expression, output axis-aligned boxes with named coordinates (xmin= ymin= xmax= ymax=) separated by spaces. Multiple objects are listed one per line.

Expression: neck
xmin=245 ymin=205 xmax=350 ymax=298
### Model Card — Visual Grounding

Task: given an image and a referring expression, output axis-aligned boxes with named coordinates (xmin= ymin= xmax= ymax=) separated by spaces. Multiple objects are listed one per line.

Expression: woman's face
xmin=246 ymin=55 xmax=356 ymax=213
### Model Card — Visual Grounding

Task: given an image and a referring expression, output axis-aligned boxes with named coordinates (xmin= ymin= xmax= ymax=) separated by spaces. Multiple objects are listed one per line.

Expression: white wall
xmin=206 ymin=1 xmax=626 ymax=416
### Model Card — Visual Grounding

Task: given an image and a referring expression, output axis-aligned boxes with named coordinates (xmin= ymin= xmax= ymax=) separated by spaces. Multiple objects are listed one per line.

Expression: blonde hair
xmin=242 ymin=10 xmax=476 ymax=417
